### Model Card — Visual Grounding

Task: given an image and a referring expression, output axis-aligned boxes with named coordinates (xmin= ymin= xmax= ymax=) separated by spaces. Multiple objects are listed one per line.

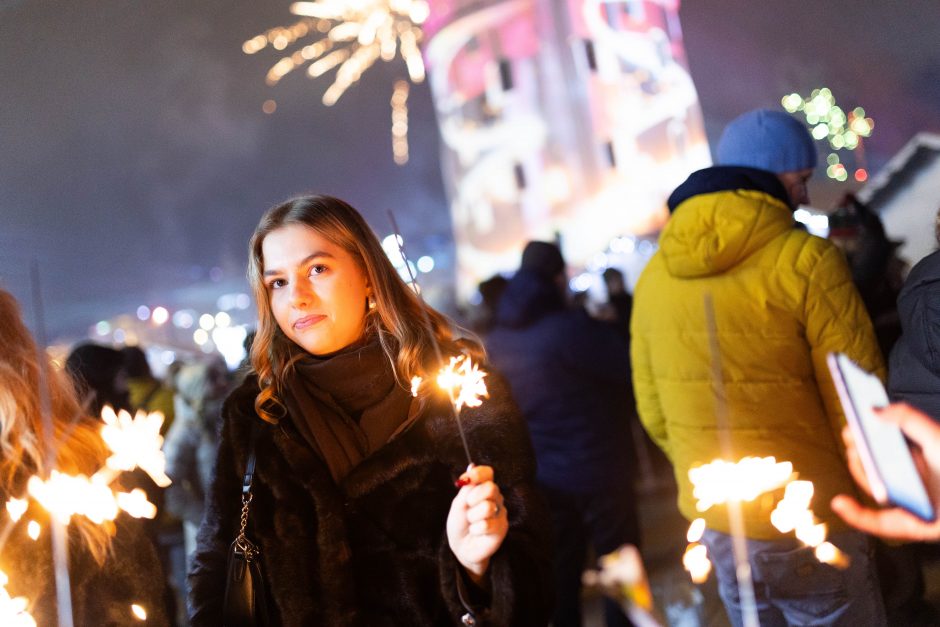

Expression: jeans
xmin=701 ymin=528 xmax=886 ymax=627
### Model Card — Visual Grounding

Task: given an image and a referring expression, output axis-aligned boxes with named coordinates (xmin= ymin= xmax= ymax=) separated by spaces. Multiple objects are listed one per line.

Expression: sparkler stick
xmin=386 ymin=210 xmax=475 ymax=466
xmin=703 ymin=293 xmax=759 ymax=627
xmin=30 ymin=261 xmax=74 ymax=627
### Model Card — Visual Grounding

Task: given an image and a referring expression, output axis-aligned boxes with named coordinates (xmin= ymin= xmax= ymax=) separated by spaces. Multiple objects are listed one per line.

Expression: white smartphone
xmin=827 ymin=352 xmax=935 ymax=521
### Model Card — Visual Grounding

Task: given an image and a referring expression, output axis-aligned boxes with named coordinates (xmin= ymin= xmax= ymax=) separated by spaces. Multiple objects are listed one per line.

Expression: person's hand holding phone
xmin=832 ymin=403 xmax=940 ymax=541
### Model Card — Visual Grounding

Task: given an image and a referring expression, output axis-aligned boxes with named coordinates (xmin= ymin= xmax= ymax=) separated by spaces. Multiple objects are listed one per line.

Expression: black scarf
xmin=281 ymin=337 xmax=415 ymax=483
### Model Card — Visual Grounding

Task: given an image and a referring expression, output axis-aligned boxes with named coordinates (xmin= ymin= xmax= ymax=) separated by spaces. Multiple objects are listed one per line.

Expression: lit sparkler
xmin=243 ymin=1 xmax=430 ymax=163
xmin=689 ymin=456 xmax=794 ymax=512
xmin=5 ymin=499 xmax=27 ymax=524
xmin=582 ymin=545 xmax=661 ymax=627
xmin=387 ymin=210 xmax=484 ymax=465
xmin=130 ymin=603 xmax=147 ymax=621
xmin=682 ymin=516 xmax=710 ymax=581
xmin=682 ymin=543 xmax=711 ymax=584
xmin=99 ymin=406 xmax=171 ymax=487
xmin=0 ymin=571 xmax=35 ymax=627
xmin=436 ymin=355 xmax=489 ymax=412
xmin=771 ymin=480 xmax=849 ymax=567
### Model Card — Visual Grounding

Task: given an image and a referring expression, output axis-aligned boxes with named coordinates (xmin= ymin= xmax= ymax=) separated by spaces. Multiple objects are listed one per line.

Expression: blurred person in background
xmin=67 ymin=344 xmax=182 ymax=622
xmin=121 ymin=345 xmax=176 ymax=435
xmin=0 ymin=288 xmax=169 ymax=625
xmin=828 ymin=193 xmax=906 ymax=358
xmin=164 ymin=359 xmax=230 ymax=568
xmin=487 ymin=241 xmax=639 ymax=627
xmin=470 ymin=274 xmax=509 ymax=337
xmin=65 ymin=342 xmax=130 ymax=418
xmin=601 ymin=267 xmax=631 ymax=343
xmin=889 ymin=206 xmax=940 ymax=420
xmin=632 ymin=108 xmax=886 ymax=626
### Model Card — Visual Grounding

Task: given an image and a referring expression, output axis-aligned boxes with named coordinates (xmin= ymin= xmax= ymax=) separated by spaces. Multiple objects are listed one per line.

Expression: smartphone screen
xmin=827 ymin=353 xmax=935 ymax=521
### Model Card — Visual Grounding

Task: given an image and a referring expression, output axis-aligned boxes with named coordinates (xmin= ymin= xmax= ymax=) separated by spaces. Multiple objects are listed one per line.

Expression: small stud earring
xmin=368 ymin=296 xmax=376 ymax=310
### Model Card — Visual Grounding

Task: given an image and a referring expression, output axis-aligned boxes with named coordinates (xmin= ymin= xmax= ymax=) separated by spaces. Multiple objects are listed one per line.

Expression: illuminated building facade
xmin=423 ymin=0 xmax=710 ymax=298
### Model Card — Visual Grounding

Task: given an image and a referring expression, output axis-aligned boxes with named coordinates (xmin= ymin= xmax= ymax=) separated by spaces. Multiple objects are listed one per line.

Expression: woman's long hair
xmin=0 ymin=290 xmax=112 ymax=564
xmin=247 ymin=195 xmax=481 ymax=423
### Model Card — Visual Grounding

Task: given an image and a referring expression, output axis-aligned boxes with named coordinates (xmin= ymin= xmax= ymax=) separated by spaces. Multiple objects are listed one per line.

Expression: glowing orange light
xmin=682 ymin=543 xmax=712 ymax=583
xmin=436 ymin=355 xmax=489 ymax=411
xmin=6 ymin=498 xmax=27 ymax=523
xmin=0 ymin=570 xmax=36 ymax=626
xmin=854 ymin=168 xmax=868 ymax=182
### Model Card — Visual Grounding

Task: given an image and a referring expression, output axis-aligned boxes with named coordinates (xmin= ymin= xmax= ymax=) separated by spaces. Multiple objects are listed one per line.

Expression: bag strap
xmin=234 ymin=443 xmax=259 ymax=561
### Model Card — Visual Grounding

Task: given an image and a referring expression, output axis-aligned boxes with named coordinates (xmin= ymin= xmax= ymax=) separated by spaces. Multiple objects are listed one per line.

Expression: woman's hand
xmin=446 ymin=464 xmax=508 ymax=587
xmin=831 ymin=403 xmax=940 ymax=541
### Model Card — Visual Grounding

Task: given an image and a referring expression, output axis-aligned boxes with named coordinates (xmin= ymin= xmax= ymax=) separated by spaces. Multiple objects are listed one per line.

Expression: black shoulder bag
xmin=223 ymin=444 xmax=269 ymax=626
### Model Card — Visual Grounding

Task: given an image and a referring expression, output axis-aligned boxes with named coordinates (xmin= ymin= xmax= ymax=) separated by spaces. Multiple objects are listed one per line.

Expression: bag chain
xmin=235 ymin=492 xmax=260 ymax=561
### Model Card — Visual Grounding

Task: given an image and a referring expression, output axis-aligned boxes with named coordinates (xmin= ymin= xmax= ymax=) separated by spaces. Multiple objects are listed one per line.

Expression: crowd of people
xmin=2 ymin=106 xmax=940 ymax=627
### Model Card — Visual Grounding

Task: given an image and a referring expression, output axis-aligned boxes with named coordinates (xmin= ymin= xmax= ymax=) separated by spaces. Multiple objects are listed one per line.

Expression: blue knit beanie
xmin=716 ymin=109 xmax=818 ymax=173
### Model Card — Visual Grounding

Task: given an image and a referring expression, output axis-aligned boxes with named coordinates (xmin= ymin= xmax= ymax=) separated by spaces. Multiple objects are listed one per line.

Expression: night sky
xmin=2 ymin=0 xmax=939 ymax=340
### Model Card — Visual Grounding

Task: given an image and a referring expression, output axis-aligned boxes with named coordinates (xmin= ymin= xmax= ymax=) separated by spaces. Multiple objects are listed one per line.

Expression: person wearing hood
xmin=631 ymin=109 xmax=886 ymax=626
xmin=487 ymin=241 xmax=639 ymax=627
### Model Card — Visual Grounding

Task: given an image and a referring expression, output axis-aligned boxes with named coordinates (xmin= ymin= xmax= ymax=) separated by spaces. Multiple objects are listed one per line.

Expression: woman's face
xmin=261 ymin=223 xmax=370 ymax=356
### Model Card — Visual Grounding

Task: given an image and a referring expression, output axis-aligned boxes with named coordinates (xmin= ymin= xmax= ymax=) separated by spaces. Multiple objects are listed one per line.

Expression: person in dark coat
xmin=65 ymin=342 xmax=131 ymax=418
xmin=890 ymin=247 xmax=940 ymax=419
xmin=486 ymin=241 xmax=639 ymax=627
xmin=0 ymin=288 xmax=169 ymax=626
xmin=188 ymin=196 xmax=552 ymax=626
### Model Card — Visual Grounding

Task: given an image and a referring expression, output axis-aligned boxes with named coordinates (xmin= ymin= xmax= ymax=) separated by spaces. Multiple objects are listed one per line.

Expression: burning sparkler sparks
xmin=243 ymin=0 xmax=430 ymax=163
xmin=582 ymin=545 xmax=660 ymax=626
xmin=5 ymin=499 xmax=27 ymax=524
xmin=682 ymin=543 xmax=711 ymax=584
xmin=436 ymin=355 xmax=489 ymax=412
xmin=99 ymin=406 xmax=171 ymax=488
xmin=131 ymin=603 xmax=148 ymax=621
xmin=771 ymin=480 xmax=848 ymax=567
xmin=683 ymin=459 xmax=850 ymax=584
xmin=689 ymin=456 xmax=794 ymax=512
xmin=0 ymin=571 xmax=35 ymax=627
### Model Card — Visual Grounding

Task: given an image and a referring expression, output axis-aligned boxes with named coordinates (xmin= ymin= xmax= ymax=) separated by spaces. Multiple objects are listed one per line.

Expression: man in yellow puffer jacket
xmin=631 ymin=109 xmax=886 ymax=626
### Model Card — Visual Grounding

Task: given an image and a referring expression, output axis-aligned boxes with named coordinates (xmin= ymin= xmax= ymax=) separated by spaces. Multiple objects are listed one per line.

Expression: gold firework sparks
xmin=244 ymin=1 xmax=428 ymax=163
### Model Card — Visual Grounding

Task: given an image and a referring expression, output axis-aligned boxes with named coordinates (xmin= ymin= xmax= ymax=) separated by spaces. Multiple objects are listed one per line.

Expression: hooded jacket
xmin=188 ymin=371 xmax=552 ymax=626
xmin=486 ymin=269 xmax=634 ymax=492
xmin=889 ymin=249 xmax=940 ymax=418
xmin=631 ymin=166 xmax=884 ymax=539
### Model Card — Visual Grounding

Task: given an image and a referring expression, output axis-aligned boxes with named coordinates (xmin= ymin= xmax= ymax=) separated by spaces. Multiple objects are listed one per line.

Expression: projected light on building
xmin=423 ymin=0 xmax=710 ymax=299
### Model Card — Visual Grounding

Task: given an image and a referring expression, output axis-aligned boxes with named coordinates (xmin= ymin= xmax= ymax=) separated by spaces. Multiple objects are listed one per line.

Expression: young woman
xmin=0 ymin=288 xmax=169 ymax=625
xmin=188 ymin=196 xmax=552 ymax=626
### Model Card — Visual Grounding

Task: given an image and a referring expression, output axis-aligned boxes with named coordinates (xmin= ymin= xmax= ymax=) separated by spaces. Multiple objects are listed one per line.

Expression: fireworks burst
xmin=243 ymin=0 xmax=429 ymax=163
xmin=782 ymin=88 xmax=874 ymax=182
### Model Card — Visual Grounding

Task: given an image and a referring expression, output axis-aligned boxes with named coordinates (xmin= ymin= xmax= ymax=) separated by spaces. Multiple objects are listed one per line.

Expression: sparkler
xmin=703 ymin=293 xmax=759 ymax=627
xmin=243 ymin=1 xmax=430 ymax=164
xmin=387 ymin=210 xmax=483 ymax=466
xmin=0 ymin=406 xmax=170 ymax=624
xmin=0 ymin=570 xmax=35 ymax=627
xmin=582 ymin=545 xmax=662 ymax=627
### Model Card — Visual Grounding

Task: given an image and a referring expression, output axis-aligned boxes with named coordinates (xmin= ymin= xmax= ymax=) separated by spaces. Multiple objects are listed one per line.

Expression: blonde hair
xmin=0 ymin=290 xmax=113 ymax=564
xmin=247 ymin=195 xmax=481 ymax=423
